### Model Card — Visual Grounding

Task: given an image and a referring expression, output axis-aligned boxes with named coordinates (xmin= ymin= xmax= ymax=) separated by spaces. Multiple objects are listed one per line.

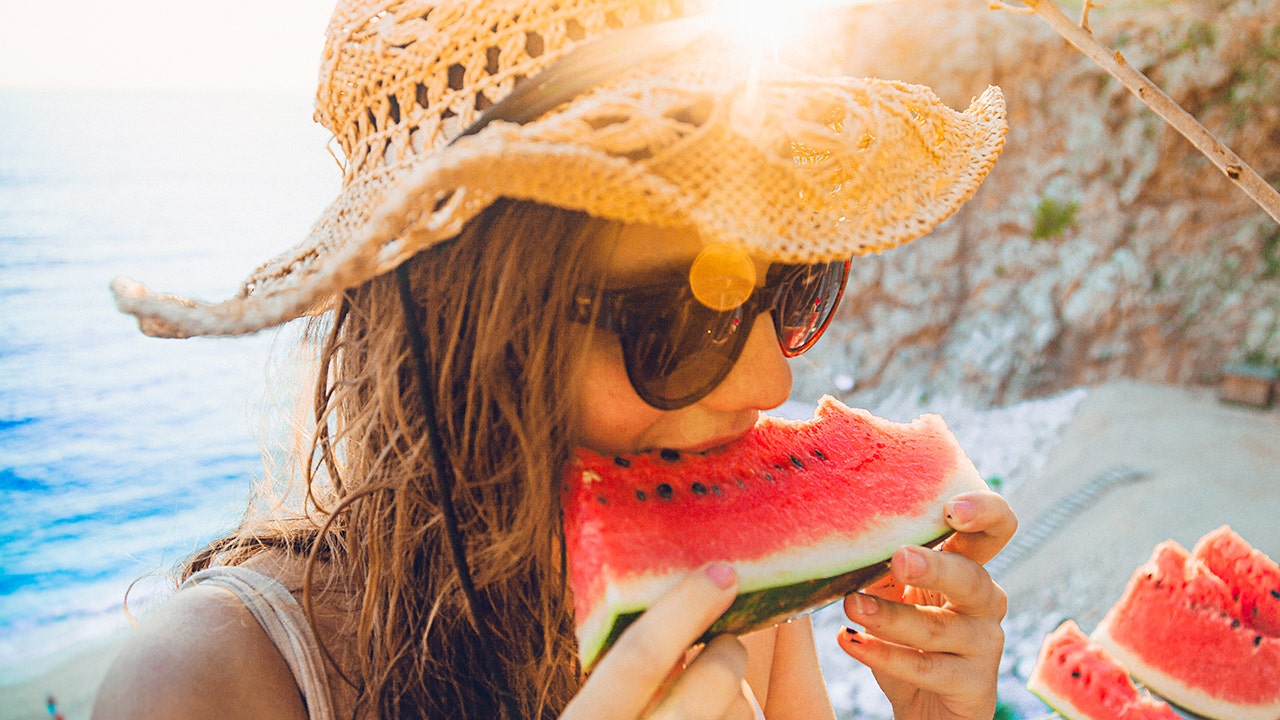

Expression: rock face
xmin=795 ymin=0 xmax=1280 ymax=407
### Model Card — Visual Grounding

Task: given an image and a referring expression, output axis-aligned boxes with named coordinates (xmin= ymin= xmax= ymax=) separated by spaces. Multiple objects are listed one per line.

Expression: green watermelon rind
xmin=601 ymin=530 xmax=950 ymax=660
xmin=577 ymin=520 xmax=956 ymax=671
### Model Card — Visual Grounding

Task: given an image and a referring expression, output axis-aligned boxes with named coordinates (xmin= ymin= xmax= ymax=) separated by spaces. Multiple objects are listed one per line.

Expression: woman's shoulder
xmin=91 ymin=574 xmax=309 ymax=720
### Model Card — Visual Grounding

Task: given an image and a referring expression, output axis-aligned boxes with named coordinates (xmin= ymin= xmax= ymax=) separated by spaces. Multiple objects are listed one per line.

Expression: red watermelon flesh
xmin=1192 ymin=525 xmax=1280 ymax=637
xmin=1026 ymin=619 xmax=1180 ymax=720
xmin=1093 ymin=534 xmax=1280 ymax=720
xmin=562 ymin=395 xmax=988 ymax=670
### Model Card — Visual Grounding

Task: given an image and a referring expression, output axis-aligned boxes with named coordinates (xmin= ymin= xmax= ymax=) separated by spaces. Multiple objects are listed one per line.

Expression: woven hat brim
xmin=112 ymin=52 xmax=1007 ymax=338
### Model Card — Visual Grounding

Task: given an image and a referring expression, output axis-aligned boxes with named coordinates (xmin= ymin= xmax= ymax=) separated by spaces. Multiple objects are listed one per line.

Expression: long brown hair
xmin=187 ymin=199 xmax=616 ymax=719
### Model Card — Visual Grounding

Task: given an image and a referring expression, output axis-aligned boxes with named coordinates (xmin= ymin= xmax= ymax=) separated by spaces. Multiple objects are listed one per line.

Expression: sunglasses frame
xmin=574 ymin=258 xmax=851 ymax=410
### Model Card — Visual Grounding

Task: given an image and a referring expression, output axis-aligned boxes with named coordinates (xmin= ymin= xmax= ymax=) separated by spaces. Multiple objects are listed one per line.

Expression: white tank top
xmin=183 ymin=566 xmax=766 ymax=720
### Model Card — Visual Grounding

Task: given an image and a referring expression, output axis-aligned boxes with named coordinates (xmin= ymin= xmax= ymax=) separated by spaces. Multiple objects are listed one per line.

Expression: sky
xmin=0 ymin=0 xmax=334 ymax=90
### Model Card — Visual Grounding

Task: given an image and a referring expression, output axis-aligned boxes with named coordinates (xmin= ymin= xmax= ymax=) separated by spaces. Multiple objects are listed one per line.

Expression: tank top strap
xmin=183 ymin=566 xmax=335 ymax=720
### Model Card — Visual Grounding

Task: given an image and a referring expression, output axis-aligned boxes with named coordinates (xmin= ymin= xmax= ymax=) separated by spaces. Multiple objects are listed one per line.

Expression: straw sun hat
xmin=112 ymin=0 xmax=1008 ymax=339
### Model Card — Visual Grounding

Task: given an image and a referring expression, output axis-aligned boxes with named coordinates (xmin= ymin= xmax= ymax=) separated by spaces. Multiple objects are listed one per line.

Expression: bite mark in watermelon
xmin=562 ymin=395 xmax=988 ymax=670
xmin=1092 ymin=527 xmax=1280 ymax=720
xmin=1026 ymin=619 xmax=1180 ymax=720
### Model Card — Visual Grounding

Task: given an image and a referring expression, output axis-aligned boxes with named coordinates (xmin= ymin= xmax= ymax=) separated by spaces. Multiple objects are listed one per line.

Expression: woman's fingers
xmin=843 ymin=548 xmax=1006 ymax=653
xmin=939 ymin=490 xmax=1018 ymax=565
xmin=560 ymin=563 xmax=742 ymax=720
xmin=647 ymin=635 xmax=753 ymax=720
xmin=838 ymin=547 xmax=1005 ymax=709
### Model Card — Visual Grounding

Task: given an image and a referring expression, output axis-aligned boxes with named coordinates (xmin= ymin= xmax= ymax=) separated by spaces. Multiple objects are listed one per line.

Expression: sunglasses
xmin=573 ymin=259 xmax=850 ymax=410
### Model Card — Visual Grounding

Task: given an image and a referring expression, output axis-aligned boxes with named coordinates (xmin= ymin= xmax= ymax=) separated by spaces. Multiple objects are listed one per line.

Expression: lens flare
xmin=689 ymin=244 xmax=757 ymax=311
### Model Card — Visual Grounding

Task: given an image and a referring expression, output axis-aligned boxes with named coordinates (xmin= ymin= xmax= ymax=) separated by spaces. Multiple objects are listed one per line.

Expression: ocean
xmin=0 ymin=88 xmax=340 ymax=682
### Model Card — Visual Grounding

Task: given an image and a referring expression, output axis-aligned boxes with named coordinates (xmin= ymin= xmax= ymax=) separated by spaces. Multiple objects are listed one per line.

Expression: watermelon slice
xmin=1092 ymin=529 xmax=1280 ymax=720
xmin=1026 ymin=619 xmax=1181 ymax=720
xmin=562 ymin=395 xmax=988 ymax=670
xmin=1191 ymin=525 xmax=1280 ymax=637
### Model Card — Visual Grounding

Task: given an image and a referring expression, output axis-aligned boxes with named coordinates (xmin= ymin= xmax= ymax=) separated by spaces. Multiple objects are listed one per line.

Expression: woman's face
xmin=574 ymin=224 xmax=793 ymax=455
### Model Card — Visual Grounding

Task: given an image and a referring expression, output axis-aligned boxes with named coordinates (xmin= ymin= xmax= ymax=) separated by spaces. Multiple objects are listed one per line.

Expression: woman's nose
xmin=702 ymin=312 xmax=792 ymax=411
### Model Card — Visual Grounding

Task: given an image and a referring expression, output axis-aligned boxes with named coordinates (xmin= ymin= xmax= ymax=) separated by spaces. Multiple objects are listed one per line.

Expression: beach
xmin=5 ymin=379 xmax=1277 ymax=719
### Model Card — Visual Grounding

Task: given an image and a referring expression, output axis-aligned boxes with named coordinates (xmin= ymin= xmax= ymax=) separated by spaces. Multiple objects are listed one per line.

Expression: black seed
xmin=712 ymin=485 xmax=722 ymax=496
xmin=657 ymin=483 xmax=674 ymax=500
xmin=1071 ymin=670 xmax=1081 ymax=678
xmin=691 ymin=482 xmax=707 ymax=496
xmin=735 ymin=478 xmax=746 ymax=489
xmin=660 ymin=449 xmax=681 ymax=462
xmin=597 ymin=496 xmax=608 ymax=505
xmin=764 ymin=472 xmax=775 ymax=482
xmin=635 ymin=490 xmax=647 ymax=501
xmin=614 ymin=456 xmax=631 ymax=467
xmin=1233 ymin=618 xmax=1242 ymax=629
xmin=773 ymin=463 xmax=784 ymax=470
xmin=813 ymin=448 xmax=827 ymax=460
xmin=790 ymin=454 xmax=805 ymax=469
xmin=1257 ymin=635 xmax=1265 ymax=647
xmin=1271 ymin=589 xmax=1280 ymax=599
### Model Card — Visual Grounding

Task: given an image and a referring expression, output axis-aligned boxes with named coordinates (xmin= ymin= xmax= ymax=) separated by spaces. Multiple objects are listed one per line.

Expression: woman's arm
xmin=92 ymin=584 xmax=307 ymax=720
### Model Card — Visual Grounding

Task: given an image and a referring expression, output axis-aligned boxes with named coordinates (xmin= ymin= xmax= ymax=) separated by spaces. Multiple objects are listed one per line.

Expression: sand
xmin=5 ymin=379 xmax=1278 ymax=719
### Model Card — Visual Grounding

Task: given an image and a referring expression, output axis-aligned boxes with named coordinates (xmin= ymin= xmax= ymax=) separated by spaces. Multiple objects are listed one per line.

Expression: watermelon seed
xmin=657 ymin=483 xmax=674 ymax=500
xmin=660 ymin=449 xmax=681 ymax=462
xmin=691 ymin=482 xmax=707 ymax=496
xmin=635 ymin=490 xmax=647 ymax=501
xmin=614 ymin=456 xmax=631 ymax=468
xmin=1271 ymin=589 xmax=1280 ymax=599
xmin=1071 ymin=670 xmax=1081 ymax=679
xmin=1233 ymin=618 xmax=1242 ymax=629
xmin=597 ymin=496 xmax=607 ymax=505
xmin=1257 ymin=635 xmax=1264 ymax=646
xmin=764 ymin=472 xmax=775 ymax=483
xmin=712 ymin=485 xmax=722 ymax=496
xmin=813 ymin=448 xmax=827 ymax=460
xmin=790 ymin=455 xmax=805 ymax=469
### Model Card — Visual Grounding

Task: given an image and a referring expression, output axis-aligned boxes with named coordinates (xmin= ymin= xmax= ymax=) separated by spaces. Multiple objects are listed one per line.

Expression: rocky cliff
xmin=795 ymin=0 xmax=1280 ymax=407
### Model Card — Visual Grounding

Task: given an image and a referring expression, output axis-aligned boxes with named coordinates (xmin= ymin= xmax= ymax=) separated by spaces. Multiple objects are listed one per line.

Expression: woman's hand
xmin=837 ymin=490 xmax=1017 ymax=720
xmin=560 ymin=563 xmax=759 ymax=720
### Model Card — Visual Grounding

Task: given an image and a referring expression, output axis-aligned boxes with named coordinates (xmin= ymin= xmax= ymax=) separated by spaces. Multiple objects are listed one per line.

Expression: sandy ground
xmin=997 ymin=379 xmax=1280 ymax=628
xmin=4 ymin=380 xmax=1278 ymax=719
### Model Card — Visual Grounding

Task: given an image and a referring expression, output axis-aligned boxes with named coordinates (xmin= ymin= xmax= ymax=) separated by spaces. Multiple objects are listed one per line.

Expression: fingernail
xmin=852 ymin=593 xmax=879 ymax=616
xmin=841 ymin=627 xmax=862 ymax=643
xmin=896 ymin=546 xmax=927 ymax=581
xmin=706 ymin=563 xmax=736 ymax=589
xmin=945 ymin=499 xmax=975 ymax=524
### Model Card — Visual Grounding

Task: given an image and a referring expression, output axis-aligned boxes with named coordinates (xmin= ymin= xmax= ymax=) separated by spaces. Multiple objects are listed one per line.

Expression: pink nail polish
xmin=853 ymin=593 xmax=879 ymax=616
xmin=897 ymin=547 xmax=927 ymax=580
xmin=946 ymin=499 xmax=975 ymax=524
xmin=707 ymin=563 xmax=736 ymax=589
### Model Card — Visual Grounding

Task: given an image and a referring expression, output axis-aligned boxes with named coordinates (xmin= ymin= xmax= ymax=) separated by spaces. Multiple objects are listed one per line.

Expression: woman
xmin=97 ymin=1 xmax=1014 ymax=718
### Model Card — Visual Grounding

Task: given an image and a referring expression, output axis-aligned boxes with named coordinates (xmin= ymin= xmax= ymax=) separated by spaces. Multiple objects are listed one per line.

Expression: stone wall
xmin=792 ymin=0 xmax=1280 ymax=407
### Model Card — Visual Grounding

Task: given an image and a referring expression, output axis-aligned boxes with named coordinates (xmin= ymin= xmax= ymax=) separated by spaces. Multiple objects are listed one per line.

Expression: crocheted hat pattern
xmin=112 ymin=0 xmax=1008 ymax=338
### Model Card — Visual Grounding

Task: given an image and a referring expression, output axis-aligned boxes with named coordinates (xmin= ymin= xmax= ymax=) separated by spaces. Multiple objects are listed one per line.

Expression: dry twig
xmin=995 ymin=0 xmax=1280 ymax=225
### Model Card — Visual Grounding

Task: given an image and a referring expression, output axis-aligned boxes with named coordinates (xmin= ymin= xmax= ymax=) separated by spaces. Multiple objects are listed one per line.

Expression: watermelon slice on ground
xmin=1191 ymin=525 xmax=1280 ymax=637
xmin=1026 ymin=619 xmax=1181 ymax=720
xmin=562 ymin=395 xmax=988 ymax=670
xmin=1092 ymin=529 xmax=1280 ymax=720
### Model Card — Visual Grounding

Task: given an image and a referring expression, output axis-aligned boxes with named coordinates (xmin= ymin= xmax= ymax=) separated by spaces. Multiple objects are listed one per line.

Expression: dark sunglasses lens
xmin=775 ymin=260 xmax=848 ymax=354
xmin=621 ymin=293 xmax=750 ymax=410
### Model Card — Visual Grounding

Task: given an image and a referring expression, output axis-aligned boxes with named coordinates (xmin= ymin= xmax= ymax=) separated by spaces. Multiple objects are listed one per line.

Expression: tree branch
xmin=997 ymin=0 xmax=1280 ymax=225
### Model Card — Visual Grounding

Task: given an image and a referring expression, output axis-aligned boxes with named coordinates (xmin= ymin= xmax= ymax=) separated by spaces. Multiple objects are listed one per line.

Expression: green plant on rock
xmin=1177 ymin=19 xmax=1216 ymax=52
xmin=1031 ymin=196 xmax=1080 ymax=241
xmin=1261 ymin=224 xmax=1280 ymax=280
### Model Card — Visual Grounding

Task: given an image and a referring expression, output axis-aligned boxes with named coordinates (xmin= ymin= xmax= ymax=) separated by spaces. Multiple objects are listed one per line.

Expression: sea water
xmin=0 ymin=88 xmax=339 ymax=681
